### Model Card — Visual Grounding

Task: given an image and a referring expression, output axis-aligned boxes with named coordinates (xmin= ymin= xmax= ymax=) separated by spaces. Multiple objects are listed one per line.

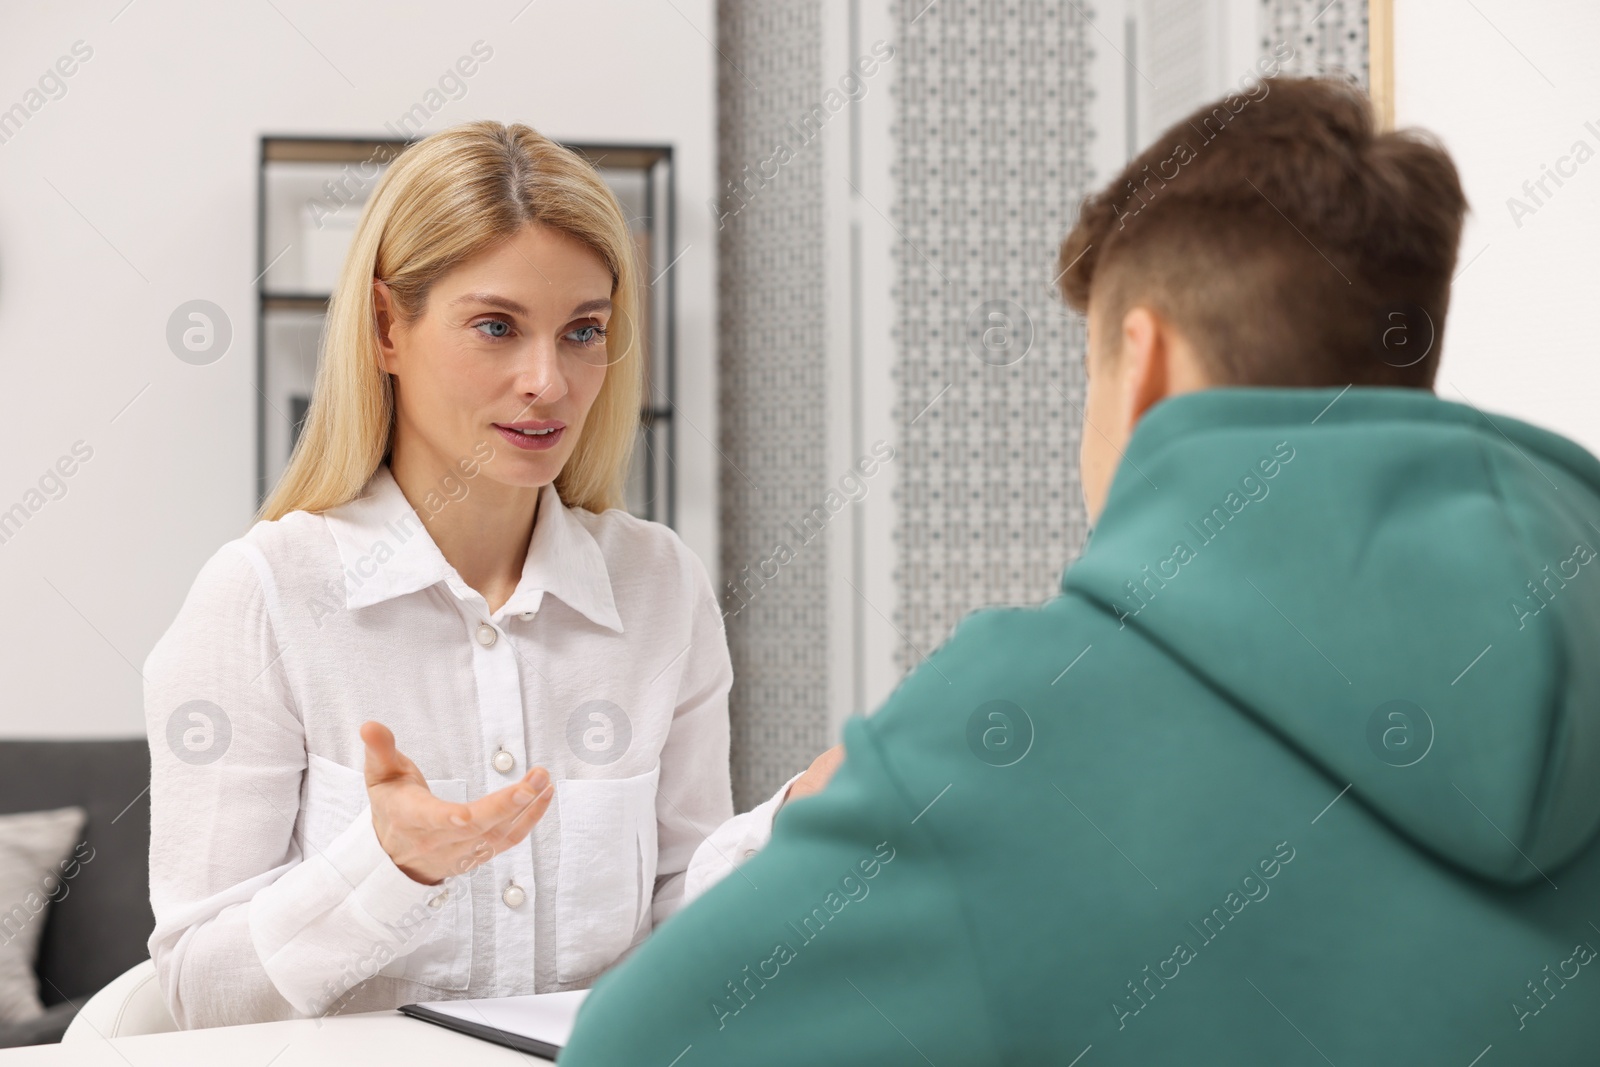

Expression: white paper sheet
xmin=414 ymin=988 xmax=591 ymax=1048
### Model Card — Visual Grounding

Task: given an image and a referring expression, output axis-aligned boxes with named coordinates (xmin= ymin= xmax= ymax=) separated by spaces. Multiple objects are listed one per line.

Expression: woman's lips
xmin=493 ymin=423 xmax=565 ymax=451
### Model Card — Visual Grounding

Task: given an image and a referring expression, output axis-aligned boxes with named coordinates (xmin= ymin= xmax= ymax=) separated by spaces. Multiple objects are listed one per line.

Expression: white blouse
xmin=142 ymin=464 xmax=793 ymax=1029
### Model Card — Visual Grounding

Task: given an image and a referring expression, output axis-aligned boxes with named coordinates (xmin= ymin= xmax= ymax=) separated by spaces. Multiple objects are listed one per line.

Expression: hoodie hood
xmin=1065 ymin=386 xmax=1600 ymax=887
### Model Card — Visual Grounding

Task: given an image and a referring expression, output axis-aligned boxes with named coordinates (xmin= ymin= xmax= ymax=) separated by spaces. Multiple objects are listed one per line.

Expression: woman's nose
xmin=516 ymin=338 xmax=569 ymax=404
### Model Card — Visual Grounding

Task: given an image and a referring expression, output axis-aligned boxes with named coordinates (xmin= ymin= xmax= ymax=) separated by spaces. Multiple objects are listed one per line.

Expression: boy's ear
xmin=1119 ymin=304 xmax=1171 ymax=427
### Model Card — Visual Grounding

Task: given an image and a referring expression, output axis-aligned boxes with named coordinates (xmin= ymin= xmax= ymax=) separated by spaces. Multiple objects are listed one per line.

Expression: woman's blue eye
xmin=475 ymin=319 xmax=511 ymax=339
xmin=566 ymin=324 xmax=608 ymax=346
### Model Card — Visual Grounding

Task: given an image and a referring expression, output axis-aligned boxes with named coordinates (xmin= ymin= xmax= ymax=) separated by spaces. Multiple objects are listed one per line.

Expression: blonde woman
xmin=142 ymin=121 xmax=834 ymax=1029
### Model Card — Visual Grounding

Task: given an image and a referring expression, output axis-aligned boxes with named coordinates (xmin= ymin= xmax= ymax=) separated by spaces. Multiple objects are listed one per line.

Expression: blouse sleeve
xmin=681 ymin=769 xmax=805 ymax=905
xmin=647 ymin=544 xmax=740 ymax=923
xmin=143 ymin=541 xmax=449 ymax=1028
xmin=647 ymin=545 xmax=811 ymax=919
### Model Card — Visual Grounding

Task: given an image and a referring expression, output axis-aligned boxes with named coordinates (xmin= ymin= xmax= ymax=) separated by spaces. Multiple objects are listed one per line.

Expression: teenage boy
xmin=561 ymin=75 xmax=1600 ymax=1064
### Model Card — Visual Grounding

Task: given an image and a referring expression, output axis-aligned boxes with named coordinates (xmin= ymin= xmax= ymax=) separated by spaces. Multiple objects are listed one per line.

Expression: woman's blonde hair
xmin=257 ymin=120 xmax=642 ymax=523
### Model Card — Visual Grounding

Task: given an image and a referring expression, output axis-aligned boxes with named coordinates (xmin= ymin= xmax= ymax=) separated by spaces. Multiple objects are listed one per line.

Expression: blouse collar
xmin=320 ymin=463 xmax=624 ymax=632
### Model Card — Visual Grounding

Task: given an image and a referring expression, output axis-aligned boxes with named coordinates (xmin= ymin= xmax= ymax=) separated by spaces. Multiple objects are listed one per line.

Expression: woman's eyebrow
xmin=448 ymin=293 xmax=612 ymax=317
xmin=450 ymin=292 xmax=529 ymax=315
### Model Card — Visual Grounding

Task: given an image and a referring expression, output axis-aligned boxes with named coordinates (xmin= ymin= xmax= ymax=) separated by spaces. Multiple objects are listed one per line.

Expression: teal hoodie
xmin=560 ymin=387 xmax=1600 ymax=1065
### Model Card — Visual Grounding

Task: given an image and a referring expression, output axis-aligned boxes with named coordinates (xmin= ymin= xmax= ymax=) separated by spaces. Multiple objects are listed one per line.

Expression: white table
xmin=0 ymin=1009 xmax=552 ymax=1065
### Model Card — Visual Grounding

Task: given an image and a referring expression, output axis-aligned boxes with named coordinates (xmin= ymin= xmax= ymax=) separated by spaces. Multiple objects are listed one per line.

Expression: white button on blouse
xmin=142 ymin=464 xmax=798 ymax=1029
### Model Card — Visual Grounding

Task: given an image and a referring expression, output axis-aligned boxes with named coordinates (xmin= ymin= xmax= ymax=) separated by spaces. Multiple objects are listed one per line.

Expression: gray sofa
xmin=0 ymin=739 xmax=153 ymax=1047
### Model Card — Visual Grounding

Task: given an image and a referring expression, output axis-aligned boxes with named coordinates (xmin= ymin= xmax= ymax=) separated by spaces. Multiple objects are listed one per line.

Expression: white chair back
xmin=59 ymin=958 xmax=178 ymax=1043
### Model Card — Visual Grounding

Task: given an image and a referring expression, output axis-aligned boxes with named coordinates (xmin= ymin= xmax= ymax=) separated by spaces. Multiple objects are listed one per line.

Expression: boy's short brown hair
xmin=1057 ymin=75 xmax=1468 ymax=387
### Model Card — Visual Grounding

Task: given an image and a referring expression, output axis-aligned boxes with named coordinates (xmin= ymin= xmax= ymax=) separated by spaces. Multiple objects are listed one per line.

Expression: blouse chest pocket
xmin=554 ymin=764 xmax=661 ymax=984
xmin=300 ymin=753 xmax=473 ymax=991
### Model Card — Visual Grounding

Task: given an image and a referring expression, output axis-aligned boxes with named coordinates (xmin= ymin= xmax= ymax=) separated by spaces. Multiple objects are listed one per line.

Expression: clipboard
xmin=398 ymin=989 xmax=590 ymax=1060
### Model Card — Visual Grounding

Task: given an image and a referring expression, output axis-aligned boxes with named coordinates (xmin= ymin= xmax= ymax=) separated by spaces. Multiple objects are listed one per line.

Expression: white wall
xmin=0 ymin=0 xmax=718 ymax=738
xmin=1395 ymin=0 xmax=1600 ymax=454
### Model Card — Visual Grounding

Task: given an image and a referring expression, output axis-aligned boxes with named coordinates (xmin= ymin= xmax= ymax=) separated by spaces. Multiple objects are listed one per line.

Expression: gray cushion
xmin=0 ymin=741 xmax=153 ymax=1009
xmin=0 ymin=806 xmax=88 ymax=1023
xmin=0 ymin=1000 xmax=79 ymax=1049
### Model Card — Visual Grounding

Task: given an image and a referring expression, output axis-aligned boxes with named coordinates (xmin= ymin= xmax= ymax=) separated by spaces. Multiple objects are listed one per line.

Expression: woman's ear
xmin=1118 ymin=304 xmax=1171 ymax=428
xmin=372 ymin=279 xmax=400 ymax=375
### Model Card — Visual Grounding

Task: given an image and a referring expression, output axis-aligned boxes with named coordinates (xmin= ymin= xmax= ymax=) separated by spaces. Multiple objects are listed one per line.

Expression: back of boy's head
xmin=1057 ymin=75 xmax=1468 ymax=388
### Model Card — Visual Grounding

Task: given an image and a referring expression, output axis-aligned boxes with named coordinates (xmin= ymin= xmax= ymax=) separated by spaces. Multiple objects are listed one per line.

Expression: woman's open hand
xmin=359 ymin=720 xmax=554 ymax=886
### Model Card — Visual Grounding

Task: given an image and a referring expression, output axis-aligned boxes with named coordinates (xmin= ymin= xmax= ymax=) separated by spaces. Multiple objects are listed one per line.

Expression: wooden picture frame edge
xmin=1369 ymin=0 xmax=1395 ymax=130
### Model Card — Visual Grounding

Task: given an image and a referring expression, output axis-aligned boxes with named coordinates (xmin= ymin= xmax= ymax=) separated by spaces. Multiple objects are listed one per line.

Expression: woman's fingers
xmin=784 ymin=743 xmax=846 ymax=804
xmin=441 ymin=767 xmax=551 ymax=834
xmin=359 ymin=720 xmax=396 ymax=776
xmin=360 ymin=720 xmax=421 ymax=788
xmin=368 ymin=760 xmax=556 ymax=880
xmin=499 ymin=781 xmax=555 ymax=847
xmin=474 ymin=781 xmax=554 ymax=857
